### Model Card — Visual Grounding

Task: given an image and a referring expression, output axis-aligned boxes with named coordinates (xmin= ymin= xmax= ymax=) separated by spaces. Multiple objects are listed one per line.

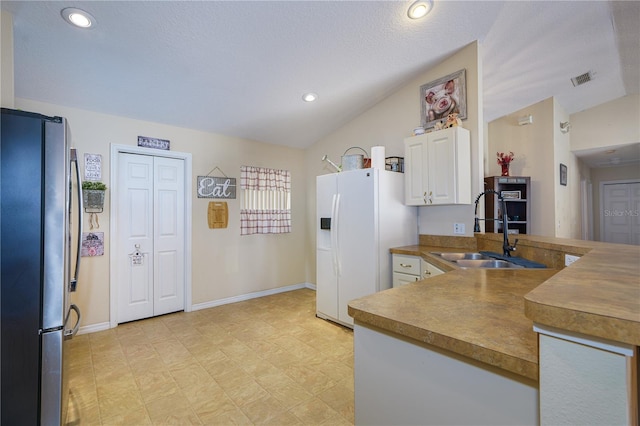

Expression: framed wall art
xmin=420 ymin=69 xmax=467 ymax=129
xmin=560 ymin=163 xmax=567 ymax=186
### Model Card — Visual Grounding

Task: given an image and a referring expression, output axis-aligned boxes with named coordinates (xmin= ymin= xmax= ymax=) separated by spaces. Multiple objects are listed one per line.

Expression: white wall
xmin=570 ymin=94 xmax=640 ymax=152
xmin=552 ymin=99 xmax=582 ymax=239
xmin=16 ymin=98 xmax=308 ymax=329
xmin=1 ymin=10 xmax=14 ymax=108
xmin=488 ymin=98 xmax=557 ymax=237
xmin=304 ymin=41 xmax=484 ymax=283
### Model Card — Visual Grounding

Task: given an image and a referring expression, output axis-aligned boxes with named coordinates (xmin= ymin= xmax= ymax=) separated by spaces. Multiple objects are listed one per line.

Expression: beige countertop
xmin=347 ymin=235 xmax=640 ymax=381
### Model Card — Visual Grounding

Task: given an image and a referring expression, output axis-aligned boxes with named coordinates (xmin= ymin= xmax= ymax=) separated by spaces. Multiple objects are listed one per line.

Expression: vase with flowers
xmin=497 ymin=151 xmax=514 ymax=176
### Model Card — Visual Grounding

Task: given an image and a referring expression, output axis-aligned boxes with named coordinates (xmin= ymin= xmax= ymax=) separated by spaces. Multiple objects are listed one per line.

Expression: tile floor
xmin=66 ymin=288 xmax=355 ymax=425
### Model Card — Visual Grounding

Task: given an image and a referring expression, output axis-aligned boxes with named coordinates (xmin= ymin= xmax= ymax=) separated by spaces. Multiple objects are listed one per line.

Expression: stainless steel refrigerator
xmin=316 ymin=168 xmax=417 ymax=327
xmin=1 ymin=108 xmax=82 ymax=425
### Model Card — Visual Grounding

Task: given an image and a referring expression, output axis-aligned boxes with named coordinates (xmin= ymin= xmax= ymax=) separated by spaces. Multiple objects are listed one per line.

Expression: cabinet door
xmin=427 ymin=131 xmax=457 ymax=205
xmin=404 ymin=136 xmax=428 ymax=205
xmin=404 ymin=128 xmax=471 ymax=206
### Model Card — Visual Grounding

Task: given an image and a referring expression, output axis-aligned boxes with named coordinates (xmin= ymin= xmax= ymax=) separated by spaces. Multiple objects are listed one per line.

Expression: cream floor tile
xmin=135 ymin=369 xmax=182 ymax=404
xmin=97 ymin=388 xmax=146 ymax=421
xmin=198 ymin=405 xmax=253 ymax=425
xmin=67 ymin=289 xmax=354 ymax=425
xmin=288 ymin=397 xmax=341 ymax=425
xmin=237 ymin=393 xmax=288 ymax=424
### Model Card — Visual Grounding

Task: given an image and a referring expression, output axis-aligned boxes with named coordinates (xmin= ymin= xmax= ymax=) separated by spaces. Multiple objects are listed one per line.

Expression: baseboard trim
xmin=78 ymin=321 xmax=111 ymax=335
xmin=192 ymin=282 xmax=315 ymax=312
xmin=78 ymin=283 xmax=316 ymax=334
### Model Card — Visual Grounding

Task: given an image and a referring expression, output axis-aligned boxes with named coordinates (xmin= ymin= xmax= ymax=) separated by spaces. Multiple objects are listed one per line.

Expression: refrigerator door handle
xmin=330 ymin=194 xmax=337 ymax=276
xmin=64 ymin=304 xmax=81 ymax=340
xmin=333 ymin=193 xmax=341 ymax=276
xmin=70 ymin=149 xmax=83 ymax=292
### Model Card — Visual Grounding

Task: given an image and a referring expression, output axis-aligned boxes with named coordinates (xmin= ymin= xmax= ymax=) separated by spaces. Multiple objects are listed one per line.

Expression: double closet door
xmin=116 ymin=153 xmax=185 ymax=323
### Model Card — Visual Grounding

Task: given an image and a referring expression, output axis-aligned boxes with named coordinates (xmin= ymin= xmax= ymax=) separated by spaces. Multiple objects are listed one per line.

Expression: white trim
xmin=77 ymin=322 xmax=111 ymax=335
xmin=109 ymin=144 xmax=193 ymax=329
xmin=533 ymin=323 xmax=634 ymax=357
xmin=192 ymin=282 xmax=314 ymax=311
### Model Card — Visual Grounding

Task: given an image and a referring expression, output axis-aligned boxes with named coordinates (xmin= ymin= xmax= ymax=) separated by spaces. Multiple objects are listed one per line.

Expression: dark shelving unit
xmin=484 ymin=176 xmax=531 ymax=235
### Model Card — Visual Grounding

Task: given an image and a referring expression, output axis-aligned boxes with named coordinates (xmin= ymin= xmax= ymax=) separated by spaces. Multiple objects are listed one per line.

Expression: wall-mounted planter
xmin=82 ymin=182 xmax=107 ymax=213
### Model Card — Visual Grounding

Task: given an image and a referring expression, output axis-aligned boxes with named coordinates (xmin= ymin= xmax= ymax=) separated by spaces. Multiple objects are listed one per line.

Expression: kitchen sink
xmin=436 ymin=252 xmax=489 ymax=261
xmin=456 ymin=259 xmax=523 ymax=269
xmin=430 ymin=252 xmax=524 ymax=269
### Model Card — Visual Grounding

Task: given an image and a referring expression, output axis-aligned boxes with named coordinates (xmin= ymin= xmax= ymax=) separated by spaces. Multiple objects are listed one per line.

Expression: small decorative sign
xmin=131 ymin=253 xmax=144 ymax=266
xmin=197 ymin=176 xmax=236 ymax=199
xmin=138 ymin=136 xmax=170 ymax=150
xmin=81 ymin=232 xmax=104 ymax=257
xmin=208 ymin=201 xmax=229 ymax=228
xmin=501 ymin=190 xmax=521 ymax=200
xmin=129 ymin=244 xmax=144 ymax=266
xmin=84 ymin=153 xmax=102 ymax=181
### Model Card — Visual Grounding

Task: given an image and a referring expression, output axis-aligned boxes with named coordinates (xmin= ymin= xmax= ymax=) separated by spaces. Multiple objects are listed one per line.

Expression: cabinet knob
xmin=399 ymin=263 xmax=411 ymax=268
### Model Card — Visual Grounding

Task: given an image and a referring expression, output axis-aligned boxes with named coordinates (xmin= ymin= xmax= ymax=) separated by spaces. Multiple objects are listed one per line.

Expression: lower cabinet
xmin=392 ymin=254 xmax=443 ymax=287
xmin=354 ymin=323 xmax=539 ymax=425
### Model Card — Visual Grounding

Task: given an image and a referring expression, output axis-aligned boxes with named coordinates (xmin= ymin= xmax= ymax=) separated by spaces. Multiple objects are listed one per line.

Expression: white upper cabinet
xmin=404 ymin=127 xmax=471 ymax=206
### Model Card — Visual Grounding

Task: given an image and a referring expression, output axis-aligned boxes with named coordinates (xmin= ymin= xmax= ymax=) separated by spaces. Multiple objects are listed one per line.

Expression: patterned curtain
xmin=240 ymin=166 xmax=291 ymax=235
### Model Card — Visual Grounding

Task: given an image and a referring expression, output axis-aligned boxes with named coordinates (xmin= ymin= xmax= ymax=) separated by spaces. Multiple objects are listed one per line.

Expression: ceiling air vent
xmin=571 ymin=71 xmax=593 ymax=87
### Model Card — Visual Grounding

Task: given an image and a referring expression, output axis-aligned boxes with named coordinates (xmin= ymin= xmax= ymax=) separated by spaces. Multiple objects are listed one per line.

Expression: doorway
xmin=110 ymin=145 xmax=192 ymax=327
xmin=600 ymin=180 xmax=640 ymax=245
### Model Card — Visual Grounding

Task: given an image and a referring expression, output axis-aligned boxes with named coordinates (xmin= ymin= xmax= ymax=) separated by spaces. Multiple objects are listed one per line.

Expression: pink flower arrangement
xmin=496 ymin=151 xmax=514 ymax=166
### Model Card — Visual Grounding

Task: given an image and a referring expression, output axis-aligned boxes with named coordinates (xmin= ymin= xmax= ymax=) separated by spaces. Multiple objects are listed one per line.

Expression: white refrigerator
xmin=316 ymin=168 xmax=417 ymax=327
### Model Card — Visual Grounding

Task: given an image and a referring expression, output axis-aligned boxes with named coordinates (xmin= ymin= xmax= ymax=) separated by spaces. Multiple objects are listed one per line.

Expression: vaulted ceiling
xmin=2 ymin=1 xmax=639 ymax=156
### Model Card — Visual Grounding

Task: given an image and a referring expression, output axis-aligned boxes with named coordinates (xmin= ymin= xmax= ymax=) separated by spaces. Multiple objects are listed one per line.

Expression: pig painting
xmin=420 ymin=69 xmax=467 ymax=129
xmin=425 ymin=80 xmax=460 ymax=122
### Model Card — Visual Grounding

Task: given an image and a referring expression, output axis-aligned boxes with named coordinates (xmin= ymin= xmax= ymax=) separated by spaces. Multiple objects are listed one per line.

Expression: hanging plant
xmin=82 ymin=181 xmax=107 ymax=190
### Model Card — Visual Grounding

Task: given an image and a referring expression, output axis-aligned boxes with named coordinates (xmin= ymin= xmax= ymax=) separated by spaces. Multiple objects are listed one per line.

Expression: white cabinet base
xmin=536 ymin=325 xmax=636 ymax=425
xmin=354 ymin=323 xmax=538 ymax=425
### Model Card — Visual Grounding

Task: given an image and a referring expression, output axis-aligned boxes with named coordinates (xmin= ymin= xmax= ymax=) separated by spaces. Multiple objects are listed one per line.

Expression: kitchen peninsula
xmin=348 ymin=234 xmax=640 ymax=425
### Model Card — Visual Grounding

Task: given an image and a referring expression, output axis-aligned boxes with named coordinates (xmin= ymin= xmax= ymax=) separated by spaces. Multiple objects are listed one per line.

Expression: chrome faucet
xmin=474 ymin=190 xmax=518 ymax=257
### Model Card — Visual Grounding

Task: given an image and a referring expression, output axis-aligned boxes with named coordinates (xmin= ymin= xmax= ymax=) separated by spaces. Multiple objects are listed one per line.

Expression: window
xmin=240 ymin=166 xmax=291 ymax=235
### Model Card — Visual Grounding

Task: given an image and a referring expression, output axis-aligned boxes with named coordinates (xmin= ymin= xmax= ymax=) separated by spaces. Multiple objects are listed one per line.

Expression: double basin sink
xmin=431 ymin=252 xmax=524 ymax=269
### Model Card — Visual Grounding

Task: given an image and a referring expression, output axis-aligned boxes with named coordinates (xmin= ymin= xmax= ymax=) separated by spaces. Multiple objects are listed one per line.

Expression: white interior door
xmin=601 ymin=181 xmax=640 ymax=245
xmin=153 ymin=156 xmax=185 ymax=316
xmin=116 ymin=153 xmax=185 ymax=323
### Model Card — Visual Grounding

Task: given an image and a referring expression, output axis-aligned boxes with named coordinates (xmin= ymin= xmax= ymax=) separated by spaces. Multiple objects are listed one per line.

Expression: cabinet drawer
xmin=393 ymin=272 xmax=421 ymax=288
xmin=422 ymin=260 xmax=444 ymax=278
xmin=392 ymin=254 xmax=421 ymax=275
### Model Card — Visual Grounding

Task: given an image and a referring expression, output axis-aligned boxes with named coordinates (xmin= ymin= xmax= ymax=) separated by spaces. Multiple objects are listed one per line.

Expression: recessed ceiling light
xmin=302 ymin=93 xmax=318 ymax=102
xmin=61 ymin=8 xmax=95 ymax=29
xmin=408 ymin=0 xmax=434 ymax=19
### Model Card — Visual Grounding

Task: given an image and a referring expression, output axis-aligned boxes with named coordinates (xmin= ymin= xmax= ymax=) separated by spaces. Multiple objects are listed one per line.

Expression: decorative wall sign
xmin=84 ymin=153 xmax=102 ymax=181
xmin=197 ymin=176 xmax=236 ymax=199
xmin=137 ymin=135 xmax=170 ymax=150
xmin=81 ymin=232 xmax=104 ymax=257
xmin=420 ymin=69 xmax=467 ymax=129
xmin=208 ymin=201 xmax=229 ymax=229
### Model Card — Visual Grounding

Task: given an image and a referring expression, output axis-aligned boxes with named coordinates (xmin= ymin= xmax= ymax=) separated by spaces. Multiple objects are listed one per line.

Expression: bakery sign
xmin=197 ymin=176 xmax=236 ymax=199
